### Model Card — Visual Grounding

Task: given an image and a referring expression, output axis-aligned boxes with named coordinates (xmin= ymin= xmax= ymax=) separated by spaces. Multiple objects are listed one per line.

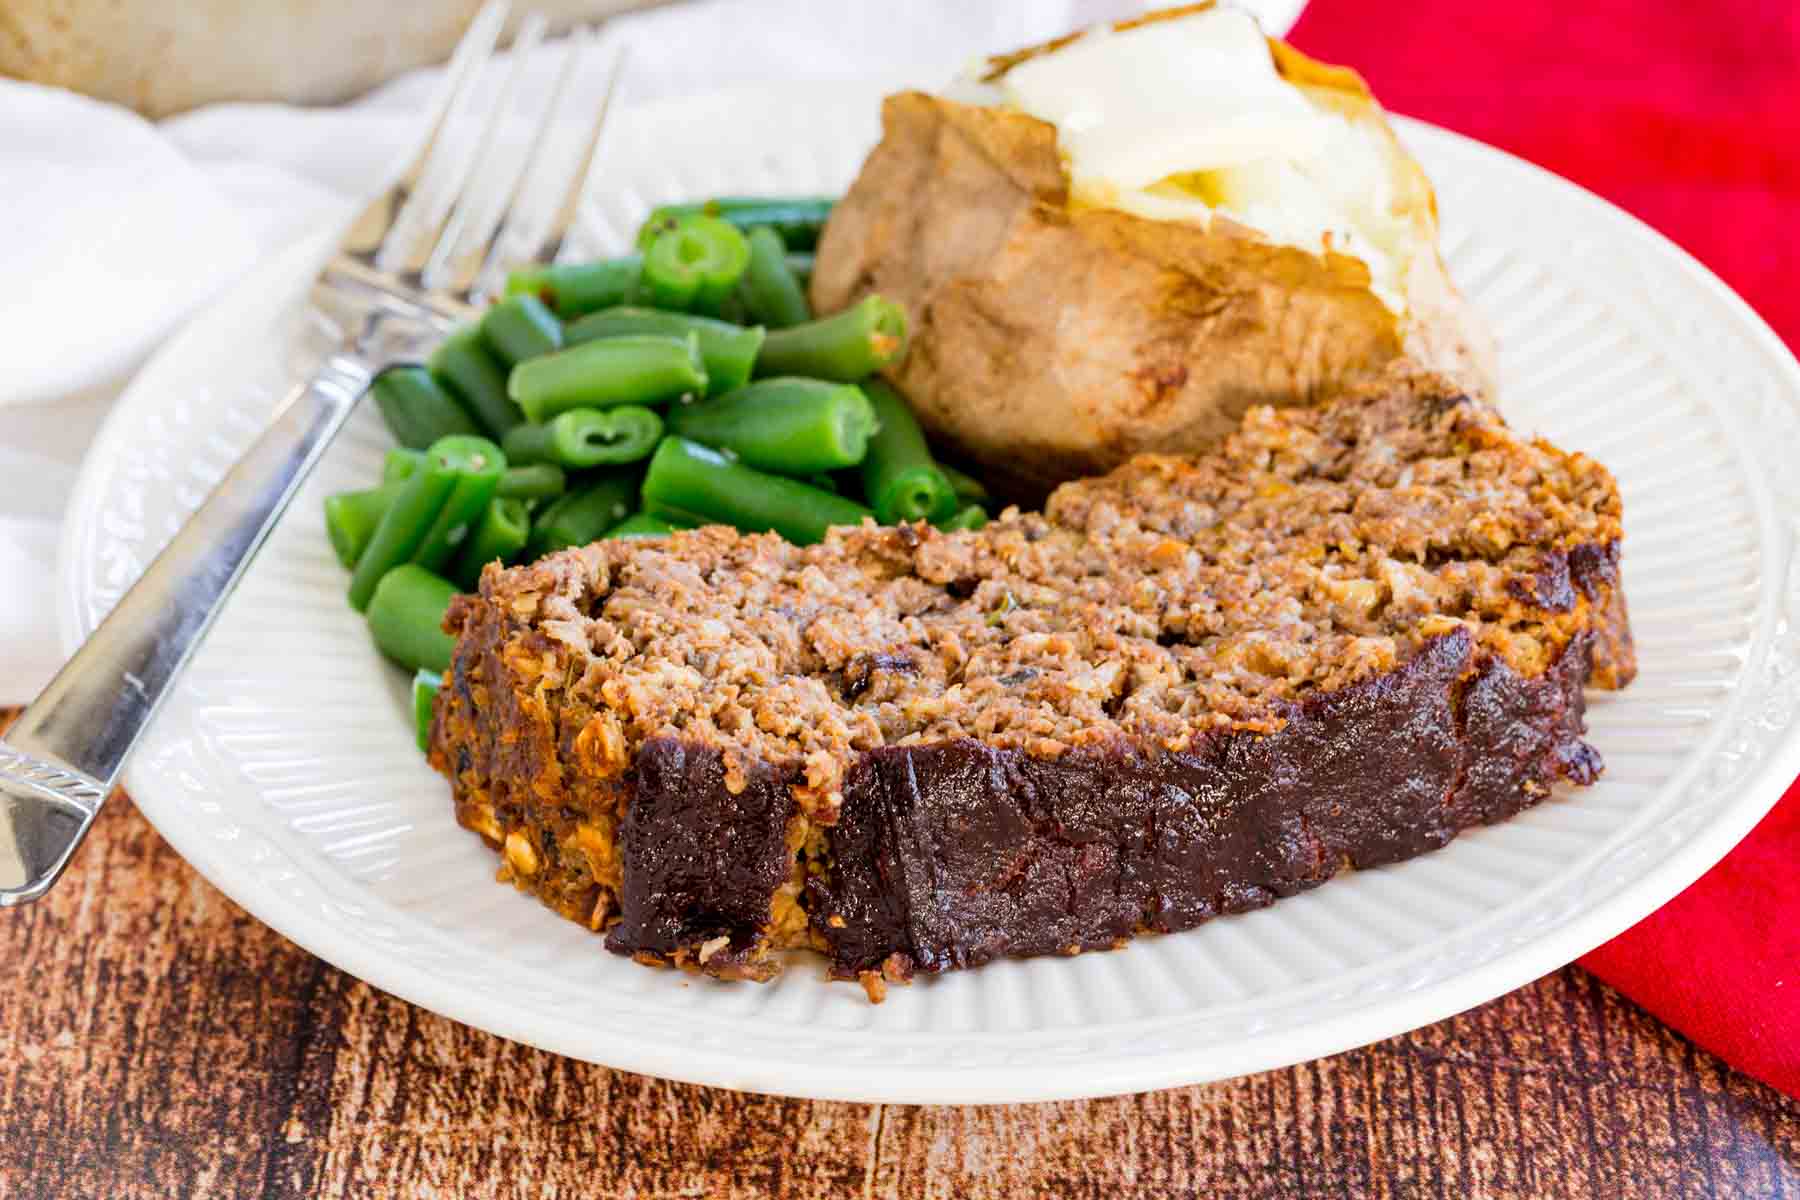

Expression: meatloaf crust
xmin=429 ymin=378 xmax=1632 ymax=994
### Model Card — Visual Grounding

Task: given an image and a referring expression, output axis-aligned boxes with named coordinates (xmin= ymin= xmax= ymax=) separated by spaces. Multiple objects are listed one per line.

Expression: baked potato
xmin=811 ymin=3 xmax=1496 ymax=495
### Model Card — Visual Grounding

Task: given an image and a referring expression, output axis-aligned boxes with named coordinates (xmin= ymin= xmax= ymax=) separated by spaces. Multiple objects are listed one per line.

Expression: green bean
xmin=503 ymin=405 xmax=663 ymax=469
xmin=635 ymin=197 xmax=834 ymax=253
xmin=936 ymin=503 xmax=989 ymax=532
xmin=370 ymin=366 xmax=481 ymax=449
xmin=411 ymin=439 xmax=506 ymax=574
xmin=450 ymin=496 xmax=531 ymax=589
xmin=383 ymin=447 xmax=427 ymax=483
xmin=504 ymin=256 xmax=642 ymax=319
xmin=937 ymin=461 xmax=991 ymax=508
xmin=479 ymin=293 xmax=563 ymax=365
xmin=348 ymin=434 xmax=503 ymax=610
xmin=508 ymin=334 xmax=707 ymax=423
xmin=348 ymin=444 xmax=456 ymax=610
xmin=641 ymin=437 xmax=872 ymax=545
xmin=755 ymin=294 xmax=908 ymax=381
xmin=666 ymin=377 xmax=874 ymax=474
xmin=859 ymin=380 xmax=956 ymax=525
xmin=564 ymin=307 xmax=764 ymax=398
xmin=428 ymin=325 xmax=523 ymax=438
xmin=737 ymin=227 xmax=811 ymax=329
xmin=323 ymin=482 xmax=402 ymax=570
xmin=528 ymin=467 xmax=644 ymax=555
xmin=495 ymin=462 xmax=566 ymax=502
xmin=604 ymin=513 xmax=680 ymax=539
xmin=366 ymin=564 xmax=458 ymax=673
xmin=786 ymin=252 xmax=815 ymax=288
xmin=411 ymin=668 xmax=441 ymax=754
xmin=642 ymin=216 xmax=752 ymax=314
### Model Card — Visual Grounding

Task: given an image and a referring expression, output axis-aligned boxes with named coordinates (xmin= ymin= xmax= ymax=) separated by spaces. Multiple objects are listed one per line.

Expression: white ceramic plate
xmin=57 ymin=85 xmax=1800 ymax=1104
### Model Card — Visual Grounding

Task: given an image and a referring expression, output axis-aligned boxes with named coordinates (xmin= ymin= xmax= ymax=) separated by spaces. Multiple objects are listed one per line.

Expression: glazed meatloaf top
xmin=442 ymin=370 xmax=1630 ymax=817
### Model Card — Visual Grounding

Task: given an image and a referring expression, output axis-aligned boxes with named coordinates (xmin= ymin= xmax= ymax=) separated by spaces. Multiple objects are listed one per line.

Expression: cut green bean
xmin=755 ymin=294 xmax=908 ymax=382
xmin=366 ymin=564 xmax=458 ymax=673
xmin=503 ymin=405 xmax=663 ymax=469
xmin=479 ymin=293 xmax=563 ymax=366
xmin=859 ymin=380 xmax=956 ymax=525
xmin=737 ymin=226 xmax=811 ymax=329
xmin=638 ymin=237 xmax=697 ymax=311
xmin=505 ymin=256 xmax=643 ymax=319
xmin=323 ymin=482 xmax=403 ymax=570
xmin=508 ymin=333 xmax=707 ymax=423
xmin=936 ymin=503 xmax=989 ymax=532
xmin=635 ymin=197 xmax=834 ymax=253
xmin=411 ymin=668 xmax=441 ymax=754
xmin=496 ymin=462 xmax=566 ymax=502
xmin=429 ymin=325 xmax=523 ymax=438
xmin=642 ymin=216 xmax=751 ymax=314
xmin=666 ymin=377 xmax=874 ymax=475
xmin=642 ymin=437 xmax=873 ymax=545
xmin=499 ymin=425 xmax=554 ymax=466
xmin=371 ymin=366 xmax=481 ymax=449
xmin=348 ymin=443 xmax=457 ymax=610
xmin=937 ymin=461 xmax=991 ymax=507
xmin=410 ymin=439 xmax=506 ymax=574
xmin=451 ymin=496 xmax=531 ymax=590
xmin=348 ymin=434 xmax=504 ymax=610
xmin=528 ymin=467 xmax=644 ymax=555
xmin=604 ymin=513 xmax=680 ymax=539
xmin=383 ymin=447 xmax=427 ymax=483
xmin=564 ymin=307 xmax=763 ymax=397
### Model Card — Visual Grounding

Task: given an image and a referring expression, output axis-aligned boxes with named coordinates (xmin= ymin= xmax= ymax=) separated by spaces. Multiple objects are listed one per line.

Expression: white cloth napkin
xmin=0 ymin=0 xmax=1304 ymax=702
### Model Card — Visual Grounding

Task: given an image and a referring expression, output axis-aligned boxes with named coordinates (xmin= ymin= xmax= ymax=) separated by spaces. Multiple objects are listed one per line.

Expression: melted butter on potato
xmin=992 ymin=5 xmax=1411 ymax=312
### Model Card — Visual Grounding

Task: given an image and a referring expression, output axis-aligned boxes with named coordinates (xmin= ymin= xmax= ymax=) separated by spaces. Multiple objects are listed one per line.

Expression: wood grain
xmin=0 ymin=718 xmax=1795 ymax=1197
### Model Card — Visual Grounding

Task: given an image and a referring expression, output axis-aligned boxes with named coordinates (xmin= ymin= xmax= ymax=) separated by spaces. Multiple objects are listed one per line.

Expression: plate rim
xmin=54 ymin=90 xmax=1800 ymax=1104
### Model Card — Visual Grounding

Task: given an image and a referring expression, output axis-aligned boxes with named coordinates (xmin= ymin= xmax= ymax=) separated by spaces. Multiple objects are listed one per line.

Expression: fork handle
xmin=0 ymin=352 xmax=372 ymax=905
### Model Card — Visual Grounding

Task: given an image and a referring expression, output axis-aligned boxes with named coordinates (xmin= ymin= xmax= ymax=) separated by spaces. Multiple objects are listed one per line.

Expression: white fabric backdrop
xmin=0 ymin=0 xmax=1304 ymax=701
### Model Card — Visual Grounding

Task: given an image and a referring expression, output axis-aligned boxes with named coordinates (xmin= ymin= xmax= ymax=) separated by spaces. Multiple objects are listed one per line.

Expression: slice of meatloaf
xmin=428 ymin=376 xmax=1633 ymax=996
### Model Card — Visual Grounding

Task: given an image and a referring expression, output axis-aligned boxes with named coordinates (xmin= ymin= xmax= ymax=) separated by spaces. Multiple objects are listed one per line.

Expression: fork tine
xmin=470 ymin=39 xmax=628 ymax=300
xmin=340 ymin=0 xmax=509 ymax=262
xmin=373 ymin=1 xmax=510 ymax=275
xmin=462 ymin=26 xmax=595 ymax=303
xmin=419 ymin=11 xmax=551 ymax=293
xmin=543 ymin=44 xmax=628 ymax=265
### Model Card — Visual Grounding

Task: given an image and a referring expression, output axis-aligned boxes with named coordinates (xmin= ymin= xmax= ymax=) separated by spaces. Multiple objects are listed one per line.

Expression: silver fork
xmin=0 ymin=2 xmax=625 ymax=905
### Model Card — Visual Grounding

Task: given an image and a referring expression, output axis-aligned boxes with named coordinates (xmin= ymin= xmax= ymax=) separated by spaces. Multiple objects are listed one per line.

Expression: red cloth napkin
xmin=1289 ymin=0 xmax=1800 ymax=1097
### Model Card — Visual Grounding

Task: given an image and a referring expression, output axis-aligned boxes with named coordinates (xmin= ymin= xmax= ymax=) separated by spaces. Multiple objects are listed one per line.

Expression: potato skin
xmin=812 ymin=30 xmax=1496 ymax=495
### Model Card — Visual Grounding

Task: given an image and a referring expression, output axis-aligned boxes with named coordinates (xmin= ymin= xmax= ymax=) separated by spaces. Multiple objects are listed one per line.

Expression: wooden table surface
xmin=2 ymin=734 xmax=1796 ymax=1198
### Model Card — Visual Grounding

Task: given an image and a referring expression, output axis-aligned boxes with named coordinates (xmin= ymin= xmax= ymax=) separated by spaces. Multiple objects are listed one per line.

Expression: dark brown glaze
xmin=1569 ymin=538 xmax=1621 ymax=601
xmin=1570 ymin=539 xmax=1635 ymax=690
xmin=605 ymin=738 xmax=797 ymax=977
xmin=1508 ymin=539 xmax=1626 ymax=618
xmin=806 ymin=628 xmax=1599 ymax=978
xmin=1506 ymin=549 xmax=1577 ymax=611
